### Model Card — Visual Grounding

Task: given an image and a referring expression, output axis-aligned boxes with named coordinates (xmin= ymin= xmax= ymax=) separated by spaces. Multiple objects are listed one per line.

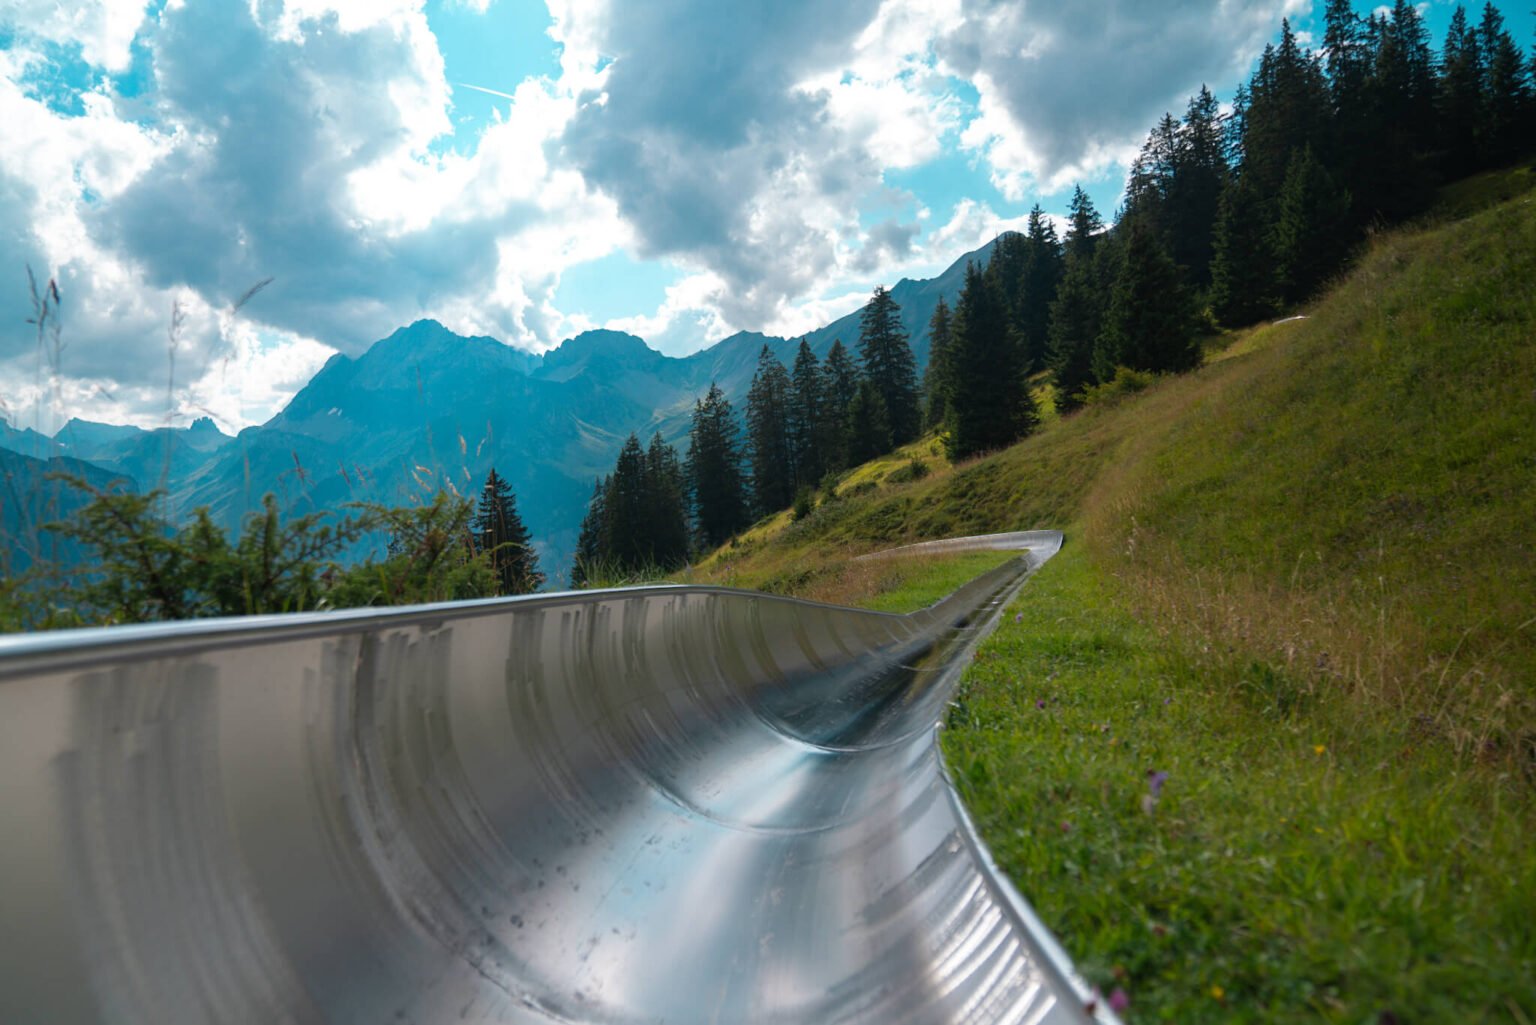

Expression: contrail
xmin=455 ymin=81 xmax=518 ymax=101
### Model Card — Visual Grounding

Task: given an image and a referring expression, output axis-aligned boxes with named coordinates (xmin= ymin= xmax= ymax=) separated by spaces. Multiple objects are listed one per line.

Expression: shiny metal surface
xmin=0 ymin=530 xmax=1113 ymax=1025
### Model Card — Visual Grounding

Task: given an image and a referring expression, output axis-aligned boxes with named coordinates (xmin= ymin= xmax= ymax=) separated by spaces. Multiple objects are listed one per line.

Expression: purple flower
xmin=1036 ymin=698 xmax=1047 ymax=709
xmin=1109 ymin=987 xmax=1130 ymax=1013
xmin=1147 ymin=770 xmax=1169 ymax=799
xmin=1014 ymin=612 xmax=1023 ymax=623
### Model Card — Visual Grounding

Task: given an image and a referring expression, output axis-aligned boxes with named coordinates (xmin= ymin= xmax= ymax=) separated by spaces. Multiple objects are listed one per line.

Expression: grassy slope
xmin=690 ymin=168 xmax=1536 ymax=1021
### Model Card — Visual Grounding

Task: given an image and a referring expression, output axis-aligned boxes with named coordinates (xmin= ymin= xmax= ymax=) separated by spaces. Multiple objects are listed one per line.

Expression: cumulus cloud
xmin=558 ymin=0 xmax=889 ymax=327
xmin=0 ymin=0 xmax=1312 ymax=429
xmin=0 ymin=0 xmax=620 ymax=427
xmin=0 ymin=0 xmax=152 ymax=71
xmin=941 ymin=0 xmax=1308 ymax=192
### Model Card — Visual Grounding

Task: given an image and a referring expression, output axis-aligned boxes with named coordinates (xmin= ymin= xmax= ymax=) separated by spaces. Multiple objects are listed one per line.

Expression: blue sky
xmin=0 ymin=0 xmax=1530 ymax=431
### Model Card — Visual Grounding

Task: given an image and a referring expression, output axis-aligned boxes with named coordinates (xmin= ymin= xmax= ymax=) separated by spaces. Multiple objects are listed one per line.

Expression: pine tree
xmin=1479 ymin=4 xmax=1531 ymax=165
xmin=1064 ymin=184 xmax=1104 ymax=262
xmin=569 ymin=433 xmax=690 ymax=582
xmin=686 ymin=383 xmax=750 ymax=549
xmin=1048 ymin=255 xmax=1103 ymax=412
xmin=1324 ymin=0 xmax=1374 ymax=221
xmin=1272 ymin=145 xmax=1353 ymax=305
xmin=473 ymin=467 xmax=543 ymax=594
xmin=1210 ymin=173 xmax=1276 ymax=326
xmin=745 ymin=345 xmax=796 ymax=515
xmin=1360 ymin=3 xmax=1439 ymax=220
xmin=604 ymin=434 xmax=651 ymax=569
xmin=1167 ymin=85 xmax=1228 ymax=289
xmin=1438 ymin=6 xmax=1485 ymax=177
xmin=923 ymin=297 xmax=954 ymax=429
xmin=570 ymin=477 xmax=607 ymax=587
xmin=945 ymin=261 xmax=1038 ymax=460
xmin=1097 ymin=218 xmax=1199 ymax=376
xmin=856 ymin=286 xmax=921 ymax=446
xmin=1242 ymin=21 xmax=1332 ymax=199
xmin=846 ymin=380 xmax=892 ymax=466
xmin=822 ymin=338 xmax=860 ymax=472
xmin=1018 ymin=206 xmax=1064 ymax=371
xmin=644 ymin=433 xmax=689 ymax=570
xmin=789 ymin=339 xmax=829 ymax=488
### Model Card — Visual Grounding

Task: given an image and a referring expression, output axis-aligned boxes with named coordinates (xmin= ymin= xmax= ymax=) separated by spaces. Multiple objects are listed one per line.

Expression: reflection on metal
xmin=0 ymin=529 xmax=1115 ymax=1024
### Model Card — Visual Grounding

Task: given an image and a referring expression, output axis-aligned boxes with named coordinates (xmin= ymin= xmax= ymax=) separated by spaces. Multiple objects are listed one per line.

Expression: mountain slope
xmin=681 ymin=169 xmax=1536 ymax=1022
xmin=0 ymin=448 xmax=137 ymax=574
xmin=0 ymin=237 xmax=1002 ymax=582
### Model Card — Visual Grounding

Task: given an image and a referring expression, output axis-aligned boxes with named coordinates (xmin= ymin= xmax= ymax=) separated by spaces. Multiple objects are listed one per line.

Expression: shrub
xmin=1079 ymin=366 xmax=1157 ymax=408
xmin=886 ymin=457 xmax=931 ymax=485
xmin=791 ymin=486 xmax=815 ymax=521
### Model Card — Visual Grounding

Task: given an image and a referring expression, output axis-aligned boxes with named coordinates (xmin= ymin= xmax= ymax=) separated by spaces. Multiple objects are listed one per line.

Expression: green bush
xmin=886 ymin=457 xmax=931 ymax=485
xmin=1079 ymin=366 xmax=1157 ymax=408
xmin=791 ymin=486 xmax=815 ymax=521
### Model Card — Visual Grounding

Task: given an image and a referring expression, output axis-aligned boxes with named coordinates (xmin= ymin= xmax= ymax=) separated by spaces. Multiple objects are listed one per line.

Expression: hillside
xmin=682 ymin=167 xmax=1536 ymax=1021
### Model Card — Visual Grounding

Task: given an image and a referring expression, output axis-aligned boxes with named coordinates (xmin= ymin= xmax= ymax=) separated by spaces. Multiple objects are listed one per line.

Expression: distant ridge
xmin=0 ymin=235 xmax=1004 ymax=581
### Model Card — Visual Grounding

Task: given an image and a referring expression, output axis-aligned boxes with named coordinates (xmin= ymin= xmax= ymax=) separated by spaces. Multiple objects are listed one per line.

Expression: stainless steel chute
xmin=0 ymin=529 xmax=1114 ymax=1024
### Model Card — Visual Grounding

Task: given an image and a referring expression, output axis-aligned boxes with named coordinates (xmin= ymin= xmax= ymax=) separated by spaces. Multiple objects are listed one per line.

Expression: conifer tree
xmin=1439 ymin=6 xmax=1486 ymax=177
xmin=1242 ymin=21 xmax=1331 ymax=199
xmin=1097 ymin=219 xmax=1199 ymax=377
xmin=473 ymin=467 xmax=543 ymax=594
xmin=789 ymin=339 xmax=829 ymax=488
xmin=1479 ymin=3 xmax=1531 ymax=164
xmin=1272 ymin=145 xmax=1353 ymax=304
xmin=945 ymin=262 xmax=1037 ymax=460
xmin=568 ymin=433 xmax=690 ymax=583
xmin=1210 ymin=173 xmax=1276 ymax=326
xmin=745 ymin=345 xmax=796 ymax=515
xmin=1324 ymin=0 xmax=1374 ymax=217
xmin=1018 ymin=206 xmax=1064 ymax=371
xmin=1048 ymin=255 xmax=1103 ymax=412
xmin=822 ymin=338 xmax=860 ymax=471
xmin=644 ymin=433 xmax=690 ymax=570
xmin=1167 ymin=85 xmax=1227 ymax=288
xmin=604 ymin=434 xmax=651 ymax=569
xmin=686 ymin=383 xmax=750 ymax=549
xmin=846 ymin=380 xmax=892 ymax=466
xmin=570 ymin=478 xmax=606 ymax=587
xmin=1064 ymin=185 xmax=1104 ymax=262
xmin=923 ymin=297 xmax=954 ymax=429
xmin=1360 ymin=3 xmax=1438 ymax=220
xmin=856 ymin=286 xmax=921 ymax=446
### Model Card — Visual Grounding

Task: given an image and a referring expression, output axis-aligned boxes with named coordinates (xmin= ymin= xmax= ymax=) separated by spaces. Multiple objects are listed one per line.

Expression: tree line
xmin=934 ymin=0 xmax=1534 ymax=451
xmin=0 ymin=466 xmax=545 ymax=630
xmin=575 ymin=2 xmax=1535 ymax=571
xmin=571 ymin=285 xmax=924 ymax=583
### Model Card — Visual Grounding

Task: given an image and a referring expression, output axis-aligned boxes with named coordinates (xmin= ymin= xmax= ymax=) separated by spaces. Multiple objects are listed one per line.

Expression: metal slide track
xmin=0 ymin=530 xmax=1116 ymax=1024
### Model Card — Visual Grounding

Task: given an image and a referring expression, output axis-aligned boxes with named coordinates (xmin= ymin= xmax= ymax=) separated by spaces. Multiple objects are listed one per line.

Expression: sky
xmin=0 ymin=0 xmax=1529 ymax=433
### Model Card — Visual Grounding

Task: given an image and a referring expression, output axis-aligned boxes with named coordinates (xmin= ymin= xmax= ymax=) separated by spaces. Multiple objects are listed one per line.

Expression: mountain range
xmin=0 ymin=235 xmax=999 ymax=582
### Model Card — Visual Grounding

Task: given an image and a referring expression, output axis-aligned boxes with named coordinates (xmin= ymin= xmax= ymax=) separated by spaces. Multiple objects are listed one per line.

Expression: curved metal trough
xmin=0 ymin=529 xmax=1115 ymax=1024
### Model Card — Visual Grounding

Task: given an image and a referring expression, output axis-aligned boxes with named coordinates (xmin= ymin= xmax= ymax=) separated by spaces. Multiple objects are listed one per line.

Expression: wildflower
xmin=1109 ymin=988 xmax=1130 ymax=1013
xmin=1147 ymin=770 xmax=1169 ymax=799
xmin=1036 ymin=698 xmax=1046 ymax=709
xmin=1014 ymin=612 xmax=1023 ymax=623
xmin=1210 ymin=984 xmax=1225 ymax=1000
xmin=1314 ymin=744 xmax=1327 ymax=756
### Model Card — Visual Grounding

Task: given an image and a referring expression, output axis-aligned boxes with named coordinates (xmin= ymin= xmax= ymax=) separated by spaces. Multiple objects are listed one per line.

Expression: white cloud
xmin=182 ymin=321 xmax=337 ymax=431
xmin=0 ymin=0 xmax=1324 ymax=429
xmin=942 ymin=0 xmax=1308 ymax=194
xmin=0 ymin=0 xmax=152 ymax=71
